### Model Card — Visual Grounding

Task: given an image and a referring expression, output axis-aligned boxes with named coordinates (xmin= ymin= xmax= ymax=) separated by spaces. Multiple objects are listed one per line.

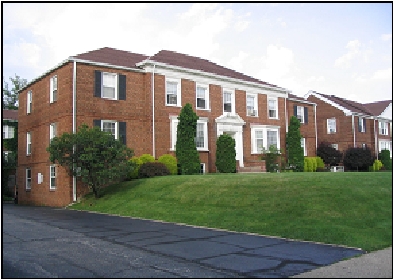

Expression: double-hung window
xmin=246 ymin=94 xmax=258 ymax=116
xmin=379 ymin=121 xmax=388 ymax=135
xmin=379 ymin=140 xmax=391 ymax=156
xmin=294 ymin=105 xmax=308 ymax=124
xmin=50 ymin=75 xmax=58 ymax=103
xmin=166 ymin=78 xmax=181 ymax=106
xmin=301 ymin=138 xmax=307 ymax=156
xmin=26 ymin=132 xmax=31 ymax=155
xmin=26 ymin=168 xmax=31 ymax=190
xmin=327 ymin=118 xmax=336 ymax=134
xmin=170 ymin=116 xmax=208 ymax=151
xmin=50 ymin=123 xmax=57 ymax=142
xmin=268 ymin=97 xmax=278 ymax=119
xmin=251 ymin=125 xmax=280 ymax=154
xmin=102 ymin=120 xmax=118 ymax=139
xmin=3 ymin=125 xmax=14 ymax=139
xmin=223 ymin=89 xmax=235 ymax=113
xmin=50 ymin=165 xmax=56 ymax=190
xmin=358 ymin=117 xmax=366 ymax=133
xmin=27 ymin=90 xmax=32 ymax=114
xmin=93 ymin=119 xmax=127 ymax=145
xmin=331 ymin=143 xmax=339 ymax=150
xmin=94 ymin=71 xmax=126 ymax=100
xmin=102 ymin=72 xmax=117 ymax=99
xmin=196 ymin=84 xmax=209 ymax=110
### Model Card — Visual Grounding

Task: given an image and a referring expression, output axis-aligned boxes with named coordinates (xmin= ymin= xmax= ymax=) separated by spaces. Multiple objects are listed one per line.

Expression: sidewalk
xmin=291 ymin=246 xmax=392 ymax=278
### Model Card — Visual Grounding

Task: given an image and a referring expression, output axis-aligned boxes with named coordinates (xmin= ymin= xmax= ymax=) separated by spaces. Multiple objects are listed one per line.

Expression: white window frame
xmin=50 ymin=123 xmax=57 ymax=142
xmin=200 ymin=163 xmax=206 ymax=174
xmin=196 ymin=83 xmax=209 ymax=110
xmin=268 ymin=97 xmax=278 ymax=119
xmin=102 ymin=72 xmax=118 ymax=100
xmin=26 ymin=167 xmax=31 ymax=190
xmin=327 ymin=118 xmax=336 ymax=134
xmin=170 ymin=116 xmax=208 ymax=151
xmin=246 ymin=93 xmax=258 ymax=117
xmin=379 ymin=140 xmax=391 ymax=155
xmin=3 ymin=151 xmax=12 ymax=162
xmin=50 ymin=75 xmax=58 ymax=103
xmin=301 ymin=138 xmax=307 ymax=156
xmin=251 ymin=125 xmax=281 ymax=154
xmin=26 ymin=132 xmax=31 ymax=155
xmin=297 ymin=106 xmax=305 ymax=123
xmin=50 ymin=165 xmax=56 ymax=190
xmin=3 ymin=125 xmax=15 ymax=139
xmin=27 ymin=90 xmax=32 ymax=114
xmin=223 ymin=89 xmax=235 ymax=114
xmin=165 ymin=77 xmax=181 ymax=107
xmin=331 ymin=143 xmax=339 ymax=150
xmin=379 ymin=121 xmax=388 ymax=135
xmin=101 ymin=120 xmax=118 ymax=139
xmin=359 ymin=117 xmax=366 ymax=133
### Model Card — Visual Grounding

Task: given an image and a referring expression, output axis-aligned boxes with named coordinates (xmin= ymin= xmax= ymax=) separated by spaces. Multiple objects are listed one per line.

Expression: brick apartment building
xmin=3 ymin=109 xmax=18 ymax=196
xmin=305 ymin=91 xmax=392 ymax=158
xmin=16 ymin=47 xmax=322 ymax=207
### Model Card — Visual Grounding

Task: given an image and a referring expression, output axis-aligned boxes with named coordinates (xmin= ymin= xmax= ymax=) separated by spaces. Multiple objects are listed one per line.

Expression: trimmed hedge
xmin=138 ymin=162 xmax=170 ymax=178
xmin=129 ymin=154 xmax=156 ymax=179
xmin=157 ymin=154 xmax=178 ymax=175
xmin=215 ymin=134 xmax=236 ymax=173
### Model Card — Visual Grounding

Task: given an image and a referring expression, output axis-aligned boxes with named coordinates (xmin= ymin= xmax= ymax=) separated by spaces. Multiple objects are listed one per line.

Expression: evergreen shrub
xmin=216 ymin=134 xmax=236 ymax=173
xmin=379 ymin=150 xmax=392 ymax=170
xmin=157 ymin=154 xmax=178 ymax=175
xmin=138 ymin=162 xmax=170 ymax=178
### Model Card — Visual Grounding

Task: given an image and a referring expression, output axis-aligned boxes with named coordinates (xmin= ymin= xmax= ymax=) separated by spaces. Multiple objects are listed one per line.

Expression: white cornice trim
xmin=305 ymin=90 xmax=353 ymax=115
xmin=287 ymin=97 xmax=316 ymax=106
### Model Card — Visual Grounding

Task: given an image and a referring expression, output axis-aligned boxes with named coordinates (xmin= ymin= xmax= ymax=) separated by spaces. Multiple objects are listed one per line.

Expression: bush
xmin=138 ymin=162 xmax=170 ymax=178
xmin=303 ymin=157 xmax=318 ymax=172
xmin=216 ymin=134 xmax=236 ymax=173
xmin=379 ymin=150 xmax=392 ymax=171
xmin=139 ymin=154 xmax=155 ymax=164
xmin=157 ymin=154 xmax=178 ymax=175
xmin=316 ymin=156 xmax=325 ymax=169
xmin=317 ymin=142 xmax=343 ymax=167
xmin=370 ymin=159 xmax=383 ymax=172
xmin=129 ymin=154 xmax=156 ymax=179
xmin=343 ymin=147 xmax=374 ymax=171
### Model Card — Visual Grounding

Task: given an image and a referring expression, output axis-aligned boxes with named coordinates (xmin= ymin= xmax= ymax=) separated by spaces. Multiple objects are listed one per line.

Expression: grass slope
xmin=70 ymin=172 xmax=392 ymax=252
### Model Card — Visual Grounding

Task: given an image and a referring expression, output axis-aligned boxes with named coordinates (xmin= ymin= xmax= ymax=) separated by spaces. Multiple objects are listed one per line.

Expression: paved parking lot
xmin=2 ymin=204 xmax=364 ymax=278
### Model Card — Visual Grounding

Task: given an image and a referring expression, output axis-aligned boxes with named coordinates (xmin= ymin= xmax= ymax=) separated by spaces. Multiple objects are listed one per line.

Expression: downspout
xmin=374 ymin=118 xmax=378 ymax=159
xmin=352 ymin=114 xmax=356 ymax=147
xmin=284 ymin=93 xmax=288 ymax=133
xmin=314 ymin=104 xmax=317 ymax=155
xmin=72 ymin=60 xmax=77 ymax=202
xmin=152 ymin=63 xmax=156 ymax=158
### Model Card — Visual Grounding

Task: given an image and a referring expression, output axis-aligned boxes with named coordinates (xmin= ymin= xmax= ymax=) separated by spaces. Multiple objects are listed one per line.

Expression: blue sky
xmin=2 ymin=2 xmax=392 ymax=103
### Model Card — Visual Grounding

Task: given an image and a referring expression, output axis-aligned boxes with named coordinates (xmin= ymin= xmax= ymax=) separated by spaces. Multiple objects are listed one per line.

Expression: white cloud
xmin=334 ymin=40 xmax=361 ymax=69
xmin=234 ymin=20 xmax=250 ymax=32
xmin=372 ymin=68 xmax=392 ymax=80
xmin=381 ymin=33 xmax=392 ymax=41
xmin=227 ymin=51 xmax=249 ymax=71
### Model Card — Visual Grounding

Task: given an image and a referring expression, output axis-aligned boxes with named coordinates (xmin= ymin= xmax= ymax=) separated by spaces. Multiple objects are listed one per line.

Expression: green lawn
xmin=69 ymin=172 xmax=392 ymax=252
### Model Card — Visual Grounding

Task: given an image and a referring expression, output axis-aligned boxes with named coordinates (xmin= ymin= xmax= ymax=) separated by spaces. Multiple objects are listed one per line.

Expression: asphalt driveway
xmin=2 ymin=204 xmax=364 ymax=278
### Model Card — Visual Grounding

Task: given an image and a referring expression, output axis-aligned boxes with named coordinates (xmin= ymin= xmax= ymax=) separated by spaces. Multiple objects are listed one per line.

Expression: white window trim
xmin=301 ymin=138 xmax=307 ymax=156
xmin=327 ymin=118 xmax=336 ymax=134
xmin=251 ymin=125 xmax=281 ymax=154
xmin=331 ymin=143 xmax=339 ymax=150
xmin=170 ymin=116 xmax=208 ymax=151
xmin=101 ymin=72 xmax=118 ymax=100
xmin=101 ymin=120 xmax=118 ymax=139
xmin=27 ymin=132 xmax=31 ymax=155
xmin=359 ymin=117 xmax=366 ymax=133
xmin=26 ymin=168 xmax=31 ymax=190
xmin=379 ymin=121 xmax=388 ymax=136
xmin=200 ymin=163 xmax=206 ymax=174
xmin=50 ymin=165 xmax=56 ymax=190
xmin=268 ymin=97 xmax=278 ymax=119
xmin=196 ymin=83 xmax=209 ymax=110
xmin=50 ymin=75 xmax=58 ymax=103
xmin=3 ymin=125 xmax=15 ymax=139
xmin=165 ymin=77 xmax=181 ymax=107
xmin=379 ymin=140 xmax=391 ymax=155
xmin=297 ymin=106 xmax=305 ymax=123
xmin=246 ymin=93 xmax=258 ymax=117
xmin=223 ymin=88 xmax=235 ymax=114
xmin=50 ymin=123 xmax=57 ymax=142
xmin=27 ymin=90 xmax=32 ymax=114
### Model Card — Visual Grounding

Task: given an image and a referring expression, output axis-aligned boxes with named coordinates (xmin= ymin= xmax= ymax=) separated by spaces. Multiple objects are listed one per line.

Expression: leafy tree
xmin=2 ymin=121 xmax=18 ymax=197
xmin=175 ymin=103 xmax=201 ymax=174
xmin=216 ymin=134 xmax=236 ymax=173
xmin=317 ymin=142 xmax=343 ymax=167
xmin=261 ymin=145 xmax=281 ymax=173
xmin=343 ymin=147 xmax=374 ymax=171
xmin=3 ymin=74 xmax=28 ymax=110
xmin=285 ymin=116 xmax=304 ymax=172
xmin=47 ymin=124 xmax=134 ymax=198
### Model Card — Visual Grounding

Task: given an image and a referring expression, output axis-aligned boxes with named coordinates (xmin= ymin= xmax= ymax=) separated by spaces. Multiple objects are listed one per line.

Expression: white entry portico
xmin=215 ymin=112 xmax=246 ymax=167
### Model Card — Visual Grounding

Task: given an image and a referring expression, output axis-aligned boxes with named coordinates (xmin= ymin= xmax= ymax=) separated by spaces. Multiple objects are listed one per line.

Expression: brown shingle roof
xmin=363 ymin=100 xmax=392 ymax=116
xmin=149 ymin=50 xmax=278 ymax=88
xmin=72 ymin=47 xmax=148 ymax=69
xmin=2 ymin=109 xmax=18 ymax=121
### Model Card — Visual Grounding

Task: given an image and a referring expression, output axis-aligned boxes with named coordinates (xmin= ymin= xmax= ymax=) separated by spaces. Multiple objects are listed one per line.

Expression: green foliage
xmin=215 ymin=134 xmax=236 ymax=173
xmin=343 ymin=147 xmax=374 ymax=172
xmin=285 ymin=116 xmax=304 ymax=172
xmin=370 ymin=160 xmax=383 ymax=172
xmin=129 ymin=157 xmax=142 ymax=179
xmin=157 ymin=154 xmax=178 ymax=175
xmin=46 ymin=124 xmax=134 ymax=198
xmin=317 ymin=142 xmax=343 ymax=166
xmin=379 ymin=150 xmax=392 ymax=170
xmin=138 ymin=162 xmax=171 ymax=178
xmin=261 ymin=145 xmax=281 ymax=173
xmin=139 ymin=154 xmax=155 ymax=164
xmin=304 ymin=157 xmax=318 ymax=172
xmin=3 ymin=74 xmax=27 ymax=109
xmin=175 ymin=103 xmax=201 ymax=175
xmin=316 ymin=156 xmax=325 ymax=169
xmin=2 ymin=120 xmax=18 ymax=197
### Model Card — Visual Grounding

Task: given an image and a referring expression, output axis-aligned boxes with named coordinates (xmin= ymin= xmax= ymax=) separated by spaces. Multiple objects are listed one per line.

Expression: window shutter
xmin=93 ymin=120 xmax=101 ymax=128
xmin=118 ymin=74 xmax=126 ymax=100
xmin=119 ymin=122 xmax=126 ymax=145
xmin=304 ymin=107 xmax=308 ymax=124
xmin=358 ymin=118 xmax=362 ymax=132
xmin=293 ymin=105 xmax=297 ymax=116
xmin=94 ymin=71 xmax=101 ymax=97
xmin=50 ymin=78 xmax=53 ymax=103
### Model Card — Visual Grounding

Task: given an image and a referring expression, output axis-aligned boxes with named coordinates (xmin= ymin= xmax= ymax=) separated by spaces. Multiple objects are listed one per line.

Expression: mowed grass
xmin=69 ymin=172 xmax=392 ymax=252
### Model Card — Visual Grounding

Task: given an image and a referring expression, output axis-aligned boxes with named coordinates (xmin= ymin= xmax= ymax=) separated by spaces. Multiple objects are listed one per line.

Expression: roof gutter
xmin=72 ymin=60 xmax=77 ymax=202
xmin=152 ymin=62 xmax=156 ymax=158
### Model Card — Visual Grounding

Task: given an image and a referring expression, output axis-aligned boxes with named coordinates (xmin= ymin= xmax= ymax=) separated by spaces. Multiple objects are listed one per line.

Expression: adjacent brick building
xmin=16 ymin=47 xmax=328 ymax=207
xmin=305 ymin=91 xmax=392 ymax=158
